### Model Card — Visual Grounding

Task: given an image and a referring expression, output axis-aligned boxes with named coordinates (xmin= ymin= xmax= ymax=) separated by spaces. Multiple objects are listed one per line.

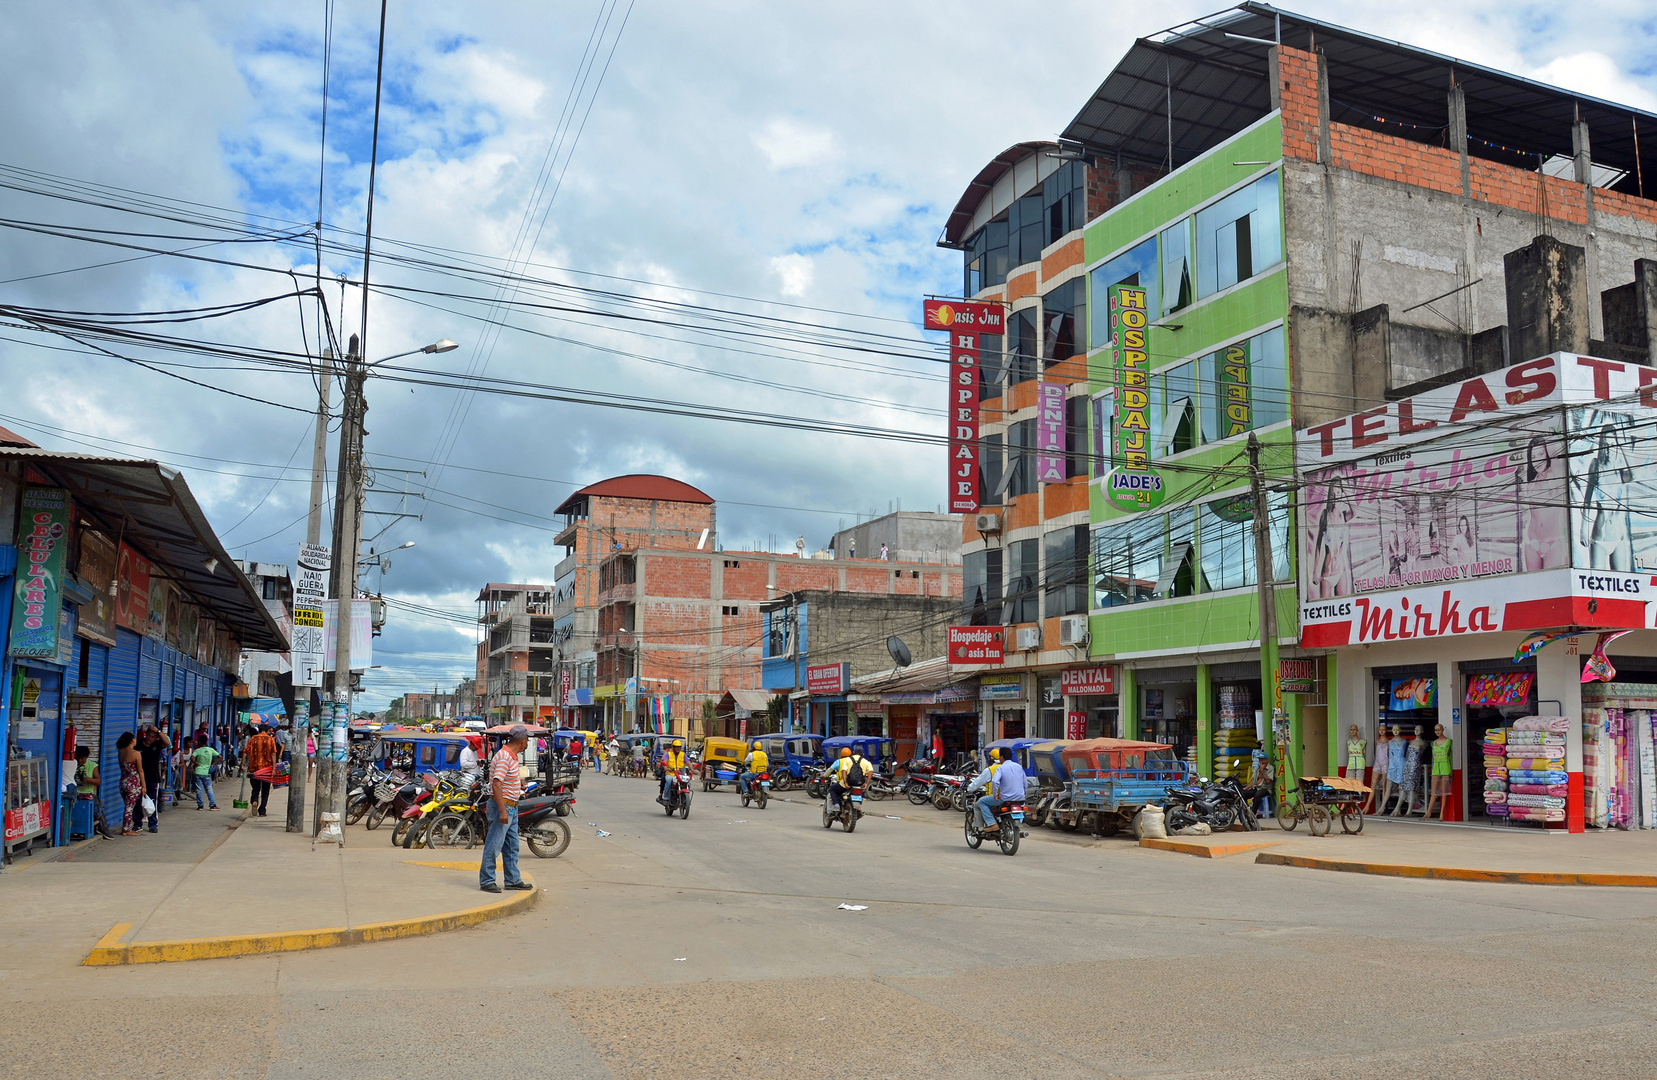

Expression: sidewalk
xmin=1146 ymin=816 xmax=1657 ymax=885
xmin=0 ymin=782 xmax=538 ymax=968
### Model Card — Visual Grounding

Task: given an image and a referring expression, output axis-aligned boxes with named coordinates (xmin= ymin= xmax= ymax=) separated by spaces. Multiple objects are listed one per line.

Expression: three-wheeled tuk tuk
xmin=699 ymin=736 xmax=749 ymax=791
xmin=1061 ymin=738 xmax=1189 ymax=836
xmin=751 ymin=733 xmax=822 ymax=789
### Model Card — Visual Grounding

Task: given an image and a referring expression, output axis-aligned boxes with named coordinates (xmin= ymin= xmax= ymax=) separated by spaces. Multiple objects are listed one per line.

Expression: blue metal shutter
xmin=98 ymin=632 xmax=142 ymax=827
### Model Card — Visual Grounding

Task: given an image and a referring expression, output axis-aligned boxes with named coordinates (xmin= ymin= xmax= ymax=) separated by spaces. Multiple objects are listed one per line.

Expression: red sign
xmin=806 ymin=662 xmax=849 ymax=695
xmin=1066 ymin=711 xmax=1088 ymax=739
xmin=924 ymin=299 xmax=1005 ymax=516
xmin=1060 ymin=665 xmax=1116 ymax=695
xmin=947 ymin=626 xmax=1004 ymax=665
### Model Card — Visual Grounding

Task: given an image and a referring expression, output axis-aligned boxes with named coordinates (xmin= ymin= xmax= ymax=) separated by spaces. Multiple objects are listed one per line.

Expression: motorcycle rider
xmin=739 ymin=741 xmax=769 ymax=797
xmin=658 ymin=739 xmax=687 ymax=802
xmin=967 ymin=747 xmax=1027 ymax=833
xmin=826 ymin=745 xmax=872 ymax=817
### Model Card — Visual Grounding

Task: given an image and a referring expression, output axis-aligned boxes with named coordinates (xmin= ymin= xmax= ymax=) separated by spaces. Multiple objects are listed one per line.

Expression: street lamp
xmin=368 ymin=339 xmax=459 ymax=367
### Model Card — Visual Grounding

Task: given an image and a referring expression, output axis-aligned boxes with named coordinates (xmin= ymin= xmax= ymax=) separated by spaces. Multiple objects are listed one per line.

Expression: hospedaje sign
xmin=923 ymin=298 xmax=1004 ymax=515
xmin=1104 ymin=284 xmax=1166 ymax=512
xmin=9 ymin=487 xmax=70 ymax=659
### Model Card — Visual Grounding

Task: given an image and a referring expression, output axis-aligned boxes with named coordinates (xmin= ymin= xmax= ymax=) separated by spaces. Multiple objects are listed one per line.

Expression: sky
xmin=1 ymin=1 xmax=1654 ymax=705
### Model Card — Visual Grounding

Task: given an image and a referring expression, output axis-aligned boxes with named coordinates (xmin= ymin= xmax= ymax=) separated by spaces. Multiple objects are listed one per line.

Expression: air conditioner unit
xmin=1015 ymin=626 xmax=1041 ymax=651
xmin=974 ymin=512 xmax=1002 ymax=534
xmin=1059 ymin=615 xmax=1089 ymax=647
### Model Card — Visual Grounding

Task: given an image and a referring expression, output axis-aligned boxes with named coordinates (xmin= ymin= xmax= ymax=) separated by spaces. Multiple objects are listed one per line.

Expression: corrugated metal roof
xmin=1062 ymin=3 xmax=1657 ymax=192
xmin=554 ymin=473 xmax=714 ymax=516
xmin=939 ymin=140 xmax=1061 ymax=248
xmin=0 ymin=447 xmax=287 ymax=652
xmin=0 ymin=424 xmax=37 ymax=448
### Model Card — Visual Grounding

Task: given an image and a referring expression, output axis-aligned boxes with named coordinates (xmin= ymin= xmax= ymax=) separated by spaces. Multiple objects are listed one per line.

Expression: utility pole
xmin=1247 ymin=432 xmax=1285 ymax=800
xmin=322 ymin=332 xmax=367 ymax=838
xmin=287 ymin=349 xmax=332 ymax=834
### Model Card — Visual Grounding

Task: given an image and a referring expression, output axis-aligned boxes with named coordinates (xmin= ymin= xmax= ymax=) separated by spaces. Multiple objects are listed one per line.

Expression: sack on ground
xmin=1176 ymin=821 xmax=1212 ymax=836
xmin=1134 ymin=804 xmax=1167 ymax=839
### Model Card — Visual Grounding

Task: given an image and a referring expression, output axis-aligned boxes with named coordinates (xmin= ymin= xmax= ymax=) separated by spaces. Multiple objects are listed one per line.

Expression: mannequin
xmin=1396 ymin=724 xmax=1424 ymax=816
xmin=1345 ymin=723 xmax=1368 ymax=788
xmin=1369 ymin=725 xmax=1394 ymax=814
xmin=1424 ymin=722 xmax=1453 ymax=819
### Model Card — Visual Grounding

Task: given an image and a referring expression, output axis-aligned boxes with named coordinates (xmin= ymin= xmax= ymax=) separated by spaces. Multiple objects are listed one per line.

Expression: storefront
xmin=848 ymin=657 xmax=979 ymax=762
xmin=1060 ymin=665 xmax=1118 ymax=740
xmin=1135 ymin=664 xmax=1197 ymax=759
xmin=979 ymin=673 xmax=1026 ymax=740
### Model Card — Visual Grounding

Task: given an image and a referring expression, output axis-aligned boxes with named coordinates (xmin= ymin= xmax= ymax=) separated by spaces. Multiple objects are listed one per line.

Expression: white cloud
xmin=1529 ymin=51 xmax=1657 ymax=112
xmin=769 ymin=253 xmax=814 ymax=297
xmin=752 ymin=118 xmax=835 ymax=170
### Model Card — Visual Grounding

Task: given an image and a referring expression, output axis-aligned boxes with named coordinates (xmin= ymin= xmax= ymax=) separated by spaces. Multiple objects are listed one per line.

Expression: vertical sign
xmin=1035 ymin=381 xmax=1067 ymax=483
xmin=924 ymin=299 xmax=1004 ymax=514
xmin=292 ymin=543 xmax=329 ymax=688
xmin=1220 ymin=340 xmax=1251 ymax=437
xmin=9 ymin=487 xmax=70 ymax=659
xmin=1105 ymin=285 xmax=1166 ymax=512
xmin=1066 ymin=711 xmax=1088 ymax=740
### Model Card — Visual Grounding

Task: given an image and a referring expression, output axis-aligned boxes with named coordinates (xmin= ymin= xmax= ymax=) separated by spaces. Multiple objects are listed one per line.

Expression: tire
xmin=771 ymin=772 xmax=791 ymax=792
xmin=965 ymin=813 xmax=982 ymax=849
xmin=525 ymin=817 xmax=571 ymax=858
xmin=951 ymin=789 xmax=969 ymax=813
xmin=365 ymin=802 xmax=389 ymax=831
xmin=843 ymin=807 xmax=856 ymax=833
xmin=822 ymin=803 xmax=834 ymax=829
xmin=404 ymin=816 xmax=429 ymax=849
xmin=1308 ymin=804 xmax=1332 ymax=837
xmin=391 ymin=815 xmax=414 ymax=847
xmin=664 ymin=797 xmax=675 ymax=816
xmin=1209 ymin=805 xmax=1237 ymax=832
xmin=425 ymin=812 xmax=475 ymax=849
xmin=908 ymin=783 xmax=931 ymax=806
xmin=741 ymin=792 xmax=751 ymax=808
xmin=703 ymin=783 xmax=713 ymax=792
xmin=1276 ymin=798 xmax=1299 ymax=832
xmin=997 ymin=820 xmax=1020 ymax=856
xmin=345 ymin=795 xmax=370 ymax=826
xmin=931 ymin=788 xmax=951 ymax=811
xmin=757 ymin=788 xmax=768 ymax=810
xmin=1094 ymin=815 xmax=1121 ymax=837
xmin=680 ymin=793 xmax=691 ymax=819
xmin=1341 ymin=805 xmax=1364 ymax=834
xmin=1166 ymin=807 xmax=1198 ymax=833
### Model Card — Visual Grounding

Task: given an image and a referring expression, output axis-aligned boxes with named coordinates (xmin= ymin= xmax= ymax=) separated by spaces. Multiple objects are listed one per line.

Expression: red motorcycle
xmin=658 ymin=768 xmax=692 ymax=818
xmin=740 ymin=770 xmax=770 ymax=810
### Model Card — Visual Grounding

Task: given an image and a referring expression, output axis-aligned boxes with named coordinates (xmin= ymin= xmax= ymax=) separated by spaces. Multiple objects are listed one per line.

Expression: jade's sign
xmin=9 ymin=487 xmax=70 ymax=658
xmin=1105 ymin=468 xmax=1166 ymax=512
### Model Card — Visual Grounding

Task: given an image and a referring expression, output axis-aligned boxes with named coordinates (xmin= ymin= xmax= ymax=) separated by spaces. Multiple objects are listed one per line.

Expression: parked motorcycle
xmin=802 ymin=764 xmax=828 ymax=800
xmin=1164 ymin=777 xmax=1256 ymax=833
xmin=822 ymin=778 xmax=865 ymax=832
xmin=658 ymin=768 xmax=692 ymax=818
xmin=964 ymin=800 xmax=1025 ymax=855
xmin=519 ymin=793 xmax=574 ymax=857
xmin=929 ymin=774 xmax=964 ymax=811
xmin=739 ymin=770 xmax=770 ymax=810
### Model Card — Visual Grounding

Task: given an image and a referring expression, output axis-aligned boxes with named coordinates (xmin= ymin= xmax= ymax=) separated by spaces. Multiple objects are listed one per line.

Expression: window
xmin=1008 ymin=192 xmax=1044 ymax=270
xmin=1007 ymin=308 xmax=1039 ymax=385
xmin=1043 ymin=160 xmax=1087 ymax=246
xmin=723 ymin=559 xmax=741 ymax=569
xmin=1041 ymin=278 xmax=1085 ymax=364
xmin=981 ymin=432 xmax=1003 ymax=506
xmin=722 ymin=605 xmax=739 ymax=616
xmin=1093 ymin=512 xmax=1165 ymax=607
xmin=1195 ymin=171 xmax=1282 ymax=298
xmin=1149 ymin=361 xmax=1203 ymax=459
xmin=963 ymin=548 xmax=1003 ymax=625
xmin=1206 ymin=326 xmax=1288 ymax=435
xmin=1091 ymin=391 xmax=1114 ymax=477
xmin=1197 ymin=492 xmax=1292 ymax=592
xmin=1160 ymin=218 xmax=1194 ymax=317
xmin=1165 ymin=508 xmax=1196 ymax=598
xmin=1043 ymin=525 xmax=1090 ymax=617
xmin=419 ymin=745 xmax=436 ymax=766
xmin=963 ymin=219 xmax=1011 ymax=294
xmin=262 ymin=578 xmax=278 ymax=600
xmin=978 ymin=333 xmax=1004 ymax=400
xmin=1088 ymin=237 xmax=1159 ymax=350
xmin=1065 ymin=395 xmax=1089 ymax=479
xmin=1006 ymin=538 xmax=1040 ymax=624
xmin=445 ymin=745 xmax=461 ymax=765
xmin=766 ymin=611 xmax=793 ymax=657
xmin=1005 ymin=419 xmax=1035 ymax=499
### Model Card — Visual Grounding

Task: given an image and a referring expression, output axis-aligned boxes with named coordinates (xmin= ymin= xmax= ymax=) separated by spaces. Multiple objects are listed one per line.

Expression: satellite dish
xmin=887 ymin=636 xmax=912 ymax=668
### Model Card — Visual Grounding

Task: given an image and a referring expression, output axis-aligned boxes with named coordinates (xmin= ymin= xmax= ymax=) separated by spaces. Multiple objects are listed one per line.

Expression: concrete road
xmin=6 ymin=769 xmax=1657 ymax=1079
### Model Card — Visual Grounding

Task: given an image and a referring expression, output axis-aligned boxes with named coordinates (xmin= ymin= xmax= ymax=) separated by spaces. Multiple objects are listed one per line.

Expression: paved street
xmin=4 ymin=769 xmax=1657 ymax=1079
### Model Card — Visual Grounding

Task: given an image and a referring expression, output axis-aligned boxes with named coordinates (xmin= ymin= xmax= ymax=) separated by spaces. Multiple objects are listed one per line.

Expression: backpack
xmin=846 ymin=756 xmax=865 ymax=787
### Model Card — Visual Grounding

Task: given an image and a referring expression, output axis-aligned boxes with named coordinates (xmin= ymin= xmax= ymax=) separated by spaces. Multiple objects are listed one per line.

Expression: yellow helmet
xmin=673 ymin=740 xmax=683 ymax=748
xmin=989 ymin=748 xmax=1002 ymax=760
xmin=840 ymin=747 xmax=852 ymax=758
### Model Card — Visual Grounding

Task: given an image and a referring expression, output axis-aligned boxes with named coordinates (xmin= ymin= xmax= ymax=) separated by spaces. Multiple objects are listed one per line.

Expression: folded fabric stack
xmin=1512 ymin=715 xmax=1569 ymax=736
xmin=1494 ymin=719 xmax=1568 ymax=826
xmin=1483 ymin=790 xmax=1508 ymax=803
xmin=1510 ymin=770 xmax=1569 ymax=785
xmin=1507 ymin=805 xmax=1565 ymax=822
xmin=1508 ymin=757 xmax=1564 ymax=771
xmin=1507 ymin=793 xmax=1567 ymax=809
xmin=1482 ymin=727 xmax=1509 ymax=818
xmin=1510 ymin=782 xmax=1568 ymax=797
xmin=1486 ymin=803 xmax=1511 ymax=817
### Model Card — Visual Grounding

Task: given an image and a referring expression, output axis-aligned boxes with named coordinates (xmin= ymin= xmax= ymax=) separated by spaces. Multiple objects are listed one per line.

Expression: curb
xmin=1254 ymin=852 xmax=1657 ymax=887
xmin=82 ymin=877 xmax=538 ymax=965
xmin=1140 ymin=837 xmax=1284 ymax=859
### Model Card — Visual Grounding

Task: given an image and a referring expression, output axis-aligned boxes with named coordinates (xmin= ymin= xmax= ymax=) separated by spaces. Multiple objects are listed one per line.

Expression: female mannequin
xmin=1423 ymin=722 xmax=1453 ymax=819
xmin=1396 ymin=724 xmax=1425 ymax=816
xmin=1368 ymin=725 xmax=1394 ymax=814
xmin=1345 ymin=723 xmax=1367 ymax=786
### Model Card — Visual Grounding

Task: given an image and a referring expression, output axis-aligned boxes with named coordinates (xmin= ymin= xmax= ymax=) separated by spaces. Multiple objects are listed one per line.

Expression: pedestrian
xmin=879 ymin=543 xmax=888 ymax=561
xmin=137 ymin=725 xmax=171 ymax=832
xmin=479 ymin=724 xmax=531 ymax=894
xmin=244 ymin=724 xmax=279 ymax=817
xmin=116 ymin=732 xmax=145 ymax=835
xmin=190 ymin=735 xmax=221 ymax=810
xmin=73 ymin=745 xmax=115 ymax=838
xmin=305 ymin=730 xmax=316 ymax=780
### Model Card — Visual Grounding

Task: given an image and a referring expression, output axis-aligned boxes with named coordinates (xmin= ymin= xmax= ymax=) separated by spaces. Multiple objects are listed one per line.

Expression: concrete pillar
xmin=1504 ymin=236 xmax=1590 ymax=363
xmin=1437 ymin=656 xmax=1462 ymax=821
xmin=1315 ymin=53 xmax=1331 ymax=165
xmin=1120 ymin=667 xmax=1138 ymax=740
xmin=1195 ymin=663 xmax=1213 ymax=780
xmin=1448 ymin=85 xmax=1470 ymax=195
xmin=1325 ymin=653 xmax=1341 ymax=780
xmin=1536 ymin=637 xmax=1585 ymax=832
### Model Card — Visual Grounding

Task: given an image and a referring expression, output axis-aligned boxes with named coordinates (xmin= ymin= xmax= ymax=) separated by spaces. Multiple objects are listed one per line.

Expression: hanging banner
xmin=924 ymin=298 xmax=1004 ymax=514
xmin=1066 ymin=711 xmax=1088 ymax=739
xmin=947 ymin=625 xmax=1004 ymax=665
xmin=75 ymin=529 xmax=118 ymax=646
xmin=116 ymin=542 xmax=151 ymax=634
xmin=1109 ymin=284 xmax=1150 ymax=470
xmin=1279 ymin=659 xmax=1316 ymax=695
xmin=9 ymin=486 xmax=71 ymax=659
xmin=1035 ymin=381 xmax=1067 ymax=483
xmin=1219 ymin=339 xmax=1253 ymax=437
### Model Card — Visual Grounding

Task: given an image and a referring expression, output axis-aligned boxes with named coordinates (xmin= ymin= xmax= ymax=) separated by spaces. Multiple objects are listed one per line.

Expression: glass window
xmin=1149 ymin=361 xmax=1202 ymax=459
xmin=1092 ymin=513 xmax=1165 ymax=607
xmin=978 ymin=333 xmax=1004 ymax=400
xmin=1006 ymin=538 xmax=1040 ymax=624
xmin=1007 ymin=309 xmax=1039 ymax=386
xmin=1166 ymin=508 xmax=1196 ymax=598
xmin=1203 ymin=325 xmax=1289 ymax=439
xmin=1043 ymin=160 xmax=1087 ymax=246
xmin=1195 ymin=171 xmax=1282 ymax=299
xmin=419 ymin=745 xmax=436 ymax=766
xmin=1088 ymin=237 xmax=1160 ymax=350
xmin=1041 ymin=278 xmax=1085 ymax=364
xmin=981 ymin=432 xmax=1003 ymax=507
xmin=963 ymin=549 xmax=1003 ymax=626
xmin=1091 ymin=391 xmax=1114 ymax=478
xmin=1198 ymin=498 xmax=1253 ymax=592
xmin=1043 ymin=525 xmax=1090 ymax=617
xmin=1065 ymin=396 xmax=1089 ymax=479
xmin=1006 ymin=419 xmax=1035 ymax=499
xmin=446 ymin=744 xmax=461 ymax=765
xmin=1160 ymin=218 xmax=1194 ymax=318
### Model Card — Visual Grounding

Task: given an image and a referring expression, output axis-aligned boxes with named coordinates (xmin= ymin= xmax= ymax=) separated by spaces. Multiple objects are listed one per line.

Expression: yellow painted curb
xmin=1140 ymin=837 xmax=1284 ymax=859
xmin=1254 ymin=852 xmax=1657 ymax=887
xmin=83 ymin=879 xmax=537 ymax=965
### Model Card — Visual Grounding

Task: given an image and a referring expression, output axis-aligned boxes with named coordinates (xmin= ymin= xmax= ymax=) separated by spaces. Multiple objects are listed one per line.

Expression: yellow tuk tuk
xmin=699 ymin=736 xmax=749 ymax=791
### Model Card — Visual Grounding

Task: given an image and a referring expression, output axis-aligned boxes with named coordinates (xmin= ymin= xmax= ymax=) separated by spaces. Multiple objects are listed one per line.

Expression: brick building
xmin=475 ymin=583 xmax=557 ymax=721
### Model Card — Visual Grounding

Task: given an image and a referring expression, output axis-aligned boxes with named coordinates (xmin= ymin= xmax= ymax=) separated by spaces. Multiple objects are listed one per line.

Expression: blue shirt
xmin=968 ymin=761 xmax=1028 ymax=801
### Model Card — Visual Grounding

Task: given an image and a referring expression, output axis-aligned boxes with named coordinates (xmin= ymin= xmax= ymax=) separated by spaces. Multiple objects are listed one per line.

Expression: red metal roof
xmin=555 ymin=474 xmax=714 ymax=515
xmin=0 ymin=424 xmax=39 ymax=448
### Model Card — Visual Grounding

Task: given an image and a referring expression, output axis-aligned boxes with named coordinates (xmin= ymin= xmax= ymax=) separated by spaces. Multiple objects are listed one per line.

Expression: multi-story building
xmin=475 ymin=583 xmax=558 ymax=723
xmin=234 ymin=560 xmax=293 ymax=707
xmin=830 ymin=511 xmax=963 ymax=565
xmin=940 ymin=4 xmax=1657 ymax=783
xmin=398 ymin=677 xmax=478 ymax=724
xmin=597 ymin=546 xmax=961 ymax=735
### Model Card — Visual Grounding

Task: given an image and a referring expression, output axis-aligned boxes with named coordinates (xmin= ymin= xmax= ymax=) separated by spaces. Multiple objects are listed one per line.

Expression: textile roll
xmin=1507 ymin=793 xmax=1567 ymax=809
xmin=1509 ymin=783 xmax=1569 ymax=797
xmin=1512 ymin=716 xmax=1569 ymax=735
xmin=1485 ymin=729 xmax=1508 ymax=743
xmin=1483 ymin=791 xmax=1509 ymax=803
xmin=1508 ymin=770 xmax=1568 ymax=784
xmin=1486 ymin=804 xmax=1511 ymax=816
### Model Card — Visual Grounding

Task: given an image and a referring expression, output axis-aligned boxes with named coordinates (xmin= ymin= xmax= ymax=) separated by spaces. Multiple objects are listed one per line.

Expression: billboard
xmin=805 ymin=662 xmax=849 ymax=696
xmin=1566 ymin=401 xmax=1657 ymax=573
xmin=8 ymin=487 xmax=70 ymax=659
xmin=1299 ymin=410 xmax=1567 ymax=601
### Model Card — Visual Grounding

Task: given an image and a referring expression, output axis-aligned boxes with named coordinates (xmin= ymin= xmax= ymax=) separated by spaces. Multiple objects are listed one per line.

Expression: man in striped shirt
xmin=480 ymin=725 xmax=531 ymax=893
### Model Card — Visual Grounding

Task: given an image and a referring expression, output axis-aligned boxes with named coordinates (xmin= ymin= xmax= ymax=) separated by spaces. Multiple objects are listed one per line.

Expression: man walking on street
xmin=244 ymin=724 xmax=279 ymax=816
xmin=480 ymin=724 xmax=531 ymax=894
xmin=137 ymin=726 xmax=171 ymax=832
xmin=190 ymin=735 xmax=220 ymax=810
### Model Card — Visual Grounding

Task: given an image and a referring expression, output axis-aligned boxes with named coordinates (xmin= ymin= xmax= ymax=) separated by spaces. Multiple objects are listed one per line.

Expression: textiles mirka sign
xmin=9 ymin=487 xmax=70 ymax=659
xmin=924 ymin=299 xmax=1004 ymax=515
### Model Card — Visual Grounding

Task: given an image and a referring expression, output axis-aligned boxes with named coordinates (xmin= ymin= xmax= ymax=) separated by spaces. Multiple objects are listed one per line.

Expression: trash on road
xmin=884 ymin=815 xmax=900 ymax=819
xmin=674 ymin=957 xmax=686 ymax=961
xmin=836 ymin=903 xmax=868 ymax=911
xmin=595 ymin=829 xmax=611 ymax=837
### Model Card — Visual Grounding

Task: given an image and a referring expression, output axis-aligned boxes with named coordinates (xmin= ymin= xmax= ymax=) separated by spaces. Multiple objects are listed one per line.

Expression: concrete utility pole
xmin=1247 ymin=432 xmax=1284 ymax=798
xmin=323 ymin=332 xmax=367 ymax=836
xmin=287 ymin=348 xmax=333 ymax=834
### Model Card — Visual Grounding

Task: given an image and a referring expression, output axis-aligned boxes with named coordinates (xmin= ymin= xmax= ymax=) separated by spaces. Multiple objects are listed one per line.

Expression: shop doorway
xmin=1461 ymin=660 xmax=1538 ymax=822
xmin=931 ymin=713 xmax=978 ymax=760
xmin=1141 ymin=677 xmax=1196 ymax=757
xmin=889 ymin=706 xmax=917 ymax=766
xmin=998 ymin=711 xmax=1026 ymax=739
xmin=1373 ymin=667 xmax=1440 ymax=815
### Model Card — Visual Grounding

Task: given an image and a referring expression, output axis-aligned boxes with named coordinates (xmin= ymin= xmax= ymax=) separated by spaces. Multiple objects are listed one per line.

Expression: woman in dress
xmin=116 ymin=731 xmax=144 ymax=836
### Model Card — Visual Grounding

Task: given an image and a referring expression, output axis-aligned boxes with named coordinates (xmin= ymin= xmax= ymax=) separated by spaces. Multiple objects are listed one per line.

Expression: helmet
xmin=989 ymin=748 xmax=1002 ymax=760
xmin=840 ymin=747 xmax=852 ymax=758
xmin=673 ymin=740 xmax=683 ymax=748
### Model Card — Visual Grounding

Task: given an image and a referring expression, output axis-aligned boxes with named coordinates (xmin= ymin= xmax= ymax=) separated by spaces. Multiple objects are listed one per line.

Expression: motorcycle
xmin=739 ymin=770 xmax=770 ymax=810
xmin=822 ymin=779 xmax=865 ymax=832
xmin=929 ymin=774 xmax=965 ymax=811
xmin=657 ymin=768 xmax=692 ymax=818
xmin=965 ymin=800 xmax=1025 ymax=856
xmin=1164 ymin=776 xmax=1256 ymax=833
xmin=349 ymin=765 xmax=406 ymax=828
xmin=802 ymin=764 xmax=829 ymax=800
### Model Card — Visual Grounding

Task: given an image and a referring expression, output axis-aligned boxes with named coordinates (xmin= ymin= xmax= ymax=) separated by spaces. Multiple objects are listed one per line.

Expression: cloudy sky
xmin=1 ymin=1 xmax=1653 ymax=704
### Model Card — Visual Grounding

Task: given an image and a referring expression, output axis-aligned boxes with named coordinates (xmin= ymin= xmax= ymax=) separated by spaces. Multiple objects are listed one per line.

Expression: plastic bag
xmin=1134 ymin=804 xmax=1167 ymax=839
xmin=141 ymin=795 xmax=157 ymax=816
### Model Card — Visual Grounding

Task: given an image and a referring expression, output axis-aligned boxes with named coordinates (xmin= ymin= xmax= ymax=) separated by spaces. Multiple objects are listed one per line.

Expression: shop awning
xmin=1 ymin=447 xmax=287 ymax=652
xmin=850 ymin=656 xmax=978 ymax=704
